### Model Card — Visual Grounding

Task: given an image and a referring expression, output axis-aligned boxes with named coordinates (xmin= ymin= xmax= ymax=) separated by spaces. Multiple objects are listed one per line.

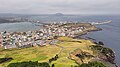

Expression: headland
xmin=0 ymin=22 xmax=117 ymax=67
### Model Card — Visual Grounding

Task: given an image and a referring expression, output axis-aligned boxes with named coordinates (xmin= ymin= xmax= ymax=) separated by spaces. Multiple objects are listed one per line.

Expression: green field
xmin=0 ymin=36 xmax=96 ymax=67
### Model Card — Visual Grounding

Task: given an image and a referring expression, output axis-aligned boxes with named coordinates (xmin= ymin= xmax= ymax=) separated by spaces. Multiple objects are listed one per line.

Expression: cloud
xmin=0 ymin=0 xmax=120 ymax=14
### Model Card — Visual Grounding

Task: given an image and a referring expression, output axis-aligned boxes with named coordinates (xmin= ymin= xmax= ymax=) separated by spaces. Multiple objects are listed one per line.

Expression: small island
xmin=53 ymin=13 xmax=64 ymax=16
xmin=0 ymin=22 xmax=117 ymax=67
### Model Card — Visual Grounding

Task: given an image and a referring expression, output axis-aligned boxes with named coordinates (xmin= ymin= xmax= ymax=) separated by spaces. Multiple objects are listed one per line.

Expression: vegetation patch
xmin=0 ymin=46 xmax=61 ymax=67
xmin=32 ymin=55 xmax=48 ymax=61
xmin=0 ymin=57 xmax=13 ymax=64
xmin=78 ymin=61 xmax=109 ymax=67
xmin=90 ymin=45 xmax=115 ymax=64
xmin=49 ymin=54 xmax=59 ymax=63
xmin=7 ymin=61 xmax=50 ymax=67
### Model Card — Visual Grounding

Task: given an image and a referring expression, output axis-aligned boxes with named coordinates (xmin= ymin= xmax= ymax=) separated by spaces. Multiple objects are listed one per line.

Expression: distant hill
xmin=53 ymin=13 xmax=64 ymax=16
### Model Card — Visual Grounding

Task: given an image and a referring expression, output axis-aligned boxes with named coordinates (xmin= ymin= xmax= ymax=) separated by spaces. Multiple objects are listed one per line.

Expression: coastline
xmin=87 ymin=32 xmax=118 ymax=67
xmin=72 ymin=25 xmax=118 ymax=67
xmin=0 ymin=22 xmax=117 ymax=67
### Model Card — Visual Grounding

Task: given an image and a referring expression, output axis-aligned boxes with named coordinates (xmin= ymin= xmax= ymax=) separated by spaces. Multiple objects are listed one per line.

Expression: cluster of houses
xmin=0 ymin=23 xmax=89 ymax=49
xmin=0 ymin=31 xmax=45 ymax=49
xmin=43 ymin=23 xmax=86 ymax=37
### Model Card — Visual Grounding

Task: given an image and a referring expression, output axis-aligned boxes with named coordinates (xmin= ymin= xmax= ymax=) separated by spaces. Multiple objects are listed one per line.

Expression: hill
xmin=0 ymin=36 xmax=115 ymax=67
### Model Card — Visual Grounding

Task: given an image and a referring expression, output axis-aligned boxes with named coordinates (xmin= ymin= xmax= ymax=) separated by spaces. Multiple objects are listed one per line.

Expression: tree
xmin=52 ymin=64 xmax=55 ymax=67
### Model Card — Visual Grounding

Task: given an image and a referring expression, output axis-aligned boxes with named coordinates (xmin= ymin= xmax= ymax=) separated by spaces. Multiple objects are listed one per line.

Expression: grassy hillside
xmin=0 ymin=36 xmax=96 ymax=67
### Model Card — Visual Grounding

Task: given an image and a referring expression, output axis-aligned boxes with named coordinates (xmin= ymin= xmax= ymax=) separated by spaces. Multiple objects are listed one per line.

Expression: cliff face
xmin=91 ymin=45 xmax=115 ymax=64
xmin=69 ymin=49 xmax=94 ymax=64
xmin=69 ymin=44 xmax=116 ymax=66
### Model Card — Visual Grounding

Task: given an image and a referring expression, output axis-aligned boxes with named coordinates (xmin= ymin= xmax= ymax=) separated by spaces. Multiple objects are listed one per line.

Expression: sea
xmin=0 ymin=22 xmax=41 ymax=32
xmin=0 ymin=15 xmax=120 ymax=66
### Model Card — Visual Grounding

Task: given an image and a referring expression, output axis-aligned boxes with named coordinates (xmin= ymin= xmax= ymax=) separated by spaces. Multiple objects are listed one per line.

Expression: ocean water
xmin=83 ymin=17 xmax=120 ymax=66
xmin=0 ymin=22 xmax=41 ymax=32
xmin=0 ymin=15 xmax=120 ymax=66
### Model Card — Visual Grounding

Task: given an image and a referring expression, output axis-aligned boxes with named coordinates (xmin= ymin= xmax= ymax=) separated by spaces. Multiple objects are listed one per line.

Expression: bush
xmin=78 ymin=61 xmax=109 ymax=67
xmin=0 ymin=57 xmax=13 ymax=63
xmin=49 ymin=54 xmax=59 ymax=63
xmin=7 ymin=61 xmax=50 ymax=67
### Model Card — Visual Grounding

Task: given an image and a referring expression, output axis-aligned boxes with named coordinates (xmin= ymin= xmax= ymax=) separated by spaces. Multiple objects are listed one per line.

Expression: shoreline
xmin=72 ymin=25 xmax=118 ymax=67
xmin=0 ymin=22 xmax=118 ymax=67
xmin=82 ymin=30 xmax=118 ymax=67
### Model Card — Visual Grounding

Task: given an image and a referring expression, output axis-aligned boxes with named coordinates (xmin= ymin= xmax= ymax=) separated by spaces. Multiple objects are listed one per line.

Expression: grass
xmin=0 ymin=45 xmax=61 ymax=67
xmin=49 ymin=37 xmax=96 ymax=66
xmin=0 ymin=36 xmax=96 ymax=67
xmin=50 ymin=57 xmax=78 ymax=67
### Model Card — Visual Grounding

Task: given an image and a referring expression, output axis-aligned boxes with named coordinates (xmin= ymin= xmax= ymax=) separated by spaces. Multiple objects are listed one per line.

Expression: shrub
xmin=78 ymin=61 xmax=109 ymax=67
xmin=7 ymin=61 xmax=50 ymax=67
xmin=0 ymin=57 xmax=13 ymax=63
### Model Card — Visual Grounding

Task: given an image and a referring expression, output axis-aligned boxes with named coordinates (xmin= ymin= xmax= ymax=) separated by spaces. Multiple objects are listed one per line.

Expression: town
xmin=0 ymin=22 xmax=100 ymax=49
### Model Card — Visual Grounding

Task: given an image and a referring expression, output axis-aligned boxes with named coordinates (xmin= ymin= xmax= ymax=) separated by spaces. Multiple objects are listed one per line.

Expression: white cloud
xmin=0 ymin=0 xmax=120 ymax=14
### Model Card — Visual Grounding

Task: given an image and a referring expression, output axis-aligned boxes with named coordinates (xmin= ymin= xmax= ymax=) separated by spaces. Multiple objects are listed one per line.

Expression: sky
xmin=0 ymin=0 xmax=120 ymax=14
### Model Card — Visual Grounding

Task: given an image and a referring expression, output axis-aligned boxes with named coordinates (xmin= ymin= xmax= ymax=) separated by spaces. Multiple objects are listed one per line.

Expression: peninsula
xmin=0 ymin=22 xmax=116 ymax=67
